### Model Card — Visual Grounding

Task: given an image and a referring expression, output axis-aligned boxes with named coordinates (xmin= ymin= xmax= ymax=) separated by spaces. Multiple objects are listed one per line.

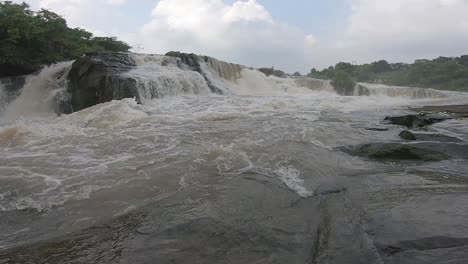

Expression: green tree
xmin=0 ymin=1 xmax=130 ymax=77
xmin=331 ymin=71 xmax=356 ymax=95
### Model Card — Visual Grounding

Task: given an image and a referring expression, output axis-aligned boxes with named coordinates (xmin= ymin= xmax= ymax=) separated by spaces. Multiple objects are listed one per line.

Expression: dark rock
xmin=399 ymin=130 xmax=417 ymax=140
xmin=340 ymin=142 xmax=468 ymax=161
xmin=0 ymin=75 xmax=27 ymax=92
xmin=364 ymin=127 xmax=390 ymax=132
xmin=166 ymin=51 xmax=227 ymax=94
xmin=67 ymin=52 xmax=138 ymax=113
xmin=258 ymin=67 xmax=287 ymax=78
xmin=336 ymin=84 xmax=370 ymax=96
xmin=378 ymin=236 xmax=468 ymax=256
xmin=399 ymin=130 xmax=463 ymax=142
xmin=383 ymin=114 xmax=450 ymax=128
xmin=0 ymin=63 xmax=38 ymax=78
xmin=0 ymin=75 xmax=27 ymax=108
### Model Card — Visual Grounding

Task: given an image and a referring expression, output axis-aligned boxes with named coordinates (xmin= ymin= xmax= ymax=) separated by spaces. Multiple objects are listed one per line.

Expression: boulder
xmin=67 ymin=52 xmax=138 ymax=113
xmin=258 ymin=68 xmax=288 ymax=78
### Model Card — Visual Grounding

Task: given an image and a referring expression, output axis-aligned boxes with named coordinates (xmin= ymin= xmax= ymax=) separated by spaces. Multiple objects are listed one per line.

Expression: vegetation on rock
xmin=0 ymin=1 xmax=130 ymax=77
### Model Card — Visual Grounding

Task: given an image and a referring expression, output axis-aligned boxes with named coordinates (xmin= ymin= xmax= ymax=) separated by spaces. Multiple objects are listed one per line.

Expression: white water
xmin=357 ymin=83 xmax=447 ymax=98
xmin=1 ymin=55 xmax=468 ymax=250
xmin=2 ymin=62 xmax=73 ymax=119
xmin=126 ymin=54 xmax=212 ymax=102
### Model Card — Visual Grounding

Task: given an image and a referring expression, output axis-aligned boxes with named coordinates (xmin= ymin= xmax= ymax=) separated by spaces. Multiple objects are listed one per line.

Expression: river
xmin=1 ymin=55 xmax=468 ymax=263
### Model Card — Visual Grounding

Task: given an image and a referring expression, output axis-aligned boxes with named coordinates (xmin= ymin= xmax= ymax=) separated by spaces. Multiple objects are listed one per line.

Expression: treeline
xmin=0 ymin=1 xmax=130 ymax=77
xmin=308 ymin=56 xmax=468 ymax=91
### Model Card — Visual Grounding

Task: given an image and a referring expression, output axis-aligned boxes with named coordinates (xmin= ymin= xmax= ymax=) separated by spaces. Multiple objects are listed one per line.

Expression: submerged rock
xmin=383 ymin=114 xmax=450 ymax=128
xmin=399 ymin=130 xmax=463 ymax=142
xmin=340 ymin=142 xmax=468 ymax=161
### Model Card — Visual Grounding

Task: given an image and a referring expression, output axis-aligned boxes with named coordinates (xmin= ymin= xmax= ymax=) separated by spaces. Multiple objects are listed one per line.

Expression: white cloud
xmin=314 ymin=0 xmax=468 ymax=66
xmin=107 ymin=0 xmax=126 ymax=6
xmin=9 ymin=0 xmax=468 ymax=72
xmin=139 ymin=0 xmax=314 ymax=72
xmin=223 ymin=0 xmax=273 ymax=23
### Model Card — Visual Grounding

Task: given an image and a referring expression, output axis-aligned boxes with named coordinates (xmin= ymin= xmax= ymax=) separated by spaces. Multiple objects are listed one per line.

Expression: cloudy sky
xmin=12 ymin=0 xmax=468 ymax=73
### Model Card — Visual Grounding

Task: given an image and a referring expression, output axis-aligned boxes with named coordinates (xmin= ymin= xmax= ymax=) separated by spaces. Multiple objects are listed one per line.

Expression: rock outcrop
xmin=66 ymin=52 xmax=244 ymax=113
xmin=165 ymin=51 xmax=243 ymax=94
xmin=67 ymin=52 xmax=138 ymax=113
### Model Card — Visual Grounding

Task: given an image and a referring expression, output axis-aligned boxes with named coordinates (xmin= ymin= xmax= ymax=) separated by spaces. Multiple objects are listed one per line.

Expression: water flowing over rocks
xmin=67 ymin=52 xmax=244 ymax=113
xmin=0 ymin=76 xmax=26 ymax=111
xmin=335 ymin=83 xmax=448 ymax=98
xmin=2 ymin=52 xmax=468 ymax=264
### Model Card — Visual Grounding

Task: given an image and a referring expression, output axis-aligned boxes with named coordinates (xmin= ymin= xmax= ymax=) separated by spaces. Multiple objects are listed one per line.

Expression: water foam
xmin=2 ymin=62 xmax=73 ymax=119
xmin=276 ymin=166 xmax=313 ymax=197
xmin=357 ymin=83 xmax=447 ymax=98
xmin=127 ymin=54 xmax=212 ymax=102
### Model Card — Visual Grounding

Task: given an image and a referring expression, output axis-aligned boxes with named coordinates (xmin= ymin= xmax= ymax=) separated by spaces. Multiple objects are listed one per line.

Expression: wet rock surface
xmin=0 ymin=173 xmax=380 ymax=264
xmin=334 ymin=104 xmax=468 ymax=263
xmin=0 ymin=76 xmax=27 ymax=109
xmin=399 ymin=130 xmax=463 ymax=142
xmin=383 ymin=114 xmax=450 ymax=128
xmin=67 ymin=52 xmax=139 ymax=113
xmin=340 ymin=142 xmax=468 ymax=161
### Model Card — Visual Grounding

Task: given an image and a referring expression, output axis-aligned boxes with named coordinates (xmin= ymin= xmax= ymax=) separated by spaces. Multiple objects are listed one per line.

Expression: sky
xmin=11 ymin=0 xmax=468 ymax=73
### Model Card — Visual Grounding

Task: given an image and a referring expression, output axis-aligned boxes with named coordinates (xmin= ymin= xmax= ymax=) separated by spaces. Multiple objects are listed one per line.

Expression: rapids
xmin=1 ymin=55 xmax=468 ymax=263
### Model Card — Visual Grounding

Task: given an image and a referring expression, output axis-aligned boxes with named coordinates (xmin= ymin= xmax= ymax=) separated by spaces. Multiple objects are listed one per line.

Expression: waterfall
xmin=2 ymin=53 xmax=456 ymax=117
xmin=114 ymin=53 xmax=245 ymax=103
xmin=356 ymin=83 xmax=447 ymax=98
xmin=2 ymin=62 xmax=73 ymax=119
xmin=0 ymin=76 xmax=27 ymax=113
xmin=124 ymin=54 xmax=213 ymax=103
xmin=294 ymin=77 xmax=335 ymax=93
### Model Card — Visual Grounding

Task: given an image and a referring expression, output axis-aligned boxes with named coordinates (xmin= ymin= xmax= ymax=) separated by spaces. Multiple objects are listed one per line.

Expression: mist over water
xmin=1 ymin=55 xmax=468 ymax=262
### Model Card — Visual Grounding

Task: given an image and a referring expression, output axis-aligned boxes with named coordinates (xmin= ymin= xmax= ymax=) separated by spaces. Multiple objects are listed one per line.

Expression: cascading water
xmin=355 ymin=83 xmax=447 ymax=98
xmin=126 ymin=54 xmax=213 ymax=102
xmin=1 ymin=53 xmax=468 ymax=264
xmin=0 ymin=76 xmax=26 ymax=113
xmin=2 ymin=62 xmax=73 ymax=119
